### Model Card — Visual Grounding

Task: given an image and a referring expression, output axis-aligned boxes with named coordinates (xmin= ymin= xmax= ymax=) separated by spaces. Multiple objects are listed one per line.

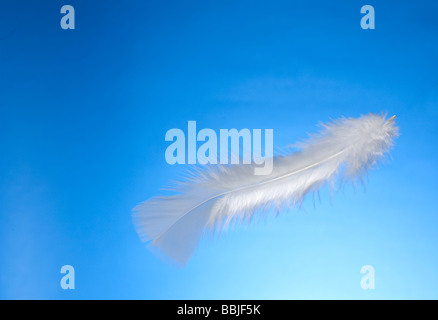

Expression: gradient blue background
xmin=1 ymin=0 xmax=437 ymax=299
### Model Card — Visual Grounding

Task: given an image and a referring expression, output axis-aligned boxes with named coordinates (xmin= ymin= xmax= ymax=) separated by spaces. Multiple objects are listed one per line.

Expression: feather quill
xmin=133 ymin=113 xmax=399 ymax=265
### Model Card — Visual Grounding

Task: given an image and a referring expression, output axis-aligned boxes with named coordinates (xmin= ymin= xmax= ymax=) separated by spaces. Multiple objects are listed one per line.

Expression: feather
xmin=133 ymin=113 xmax=399 ymax=265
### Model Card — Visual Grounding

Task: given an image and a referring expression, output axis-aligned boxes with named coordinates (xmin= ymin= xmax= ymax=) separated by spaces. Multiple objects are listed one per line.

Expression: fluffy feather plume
xmin=133 ymin=113 xmax=399 ymax=265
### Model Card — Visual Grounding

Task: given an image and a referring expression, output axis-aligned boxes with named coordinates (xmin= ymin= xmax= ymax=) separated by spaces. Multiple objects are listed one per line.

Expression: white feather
xmin=133 ymin=113 xmax=399 ymax=265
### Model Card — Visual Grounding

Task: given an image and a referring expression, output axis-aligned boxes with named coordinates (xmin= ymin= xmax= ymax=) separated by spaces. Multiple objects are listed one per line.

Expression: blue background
xmin=1 ymin=0 xmax=437 ymax=299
